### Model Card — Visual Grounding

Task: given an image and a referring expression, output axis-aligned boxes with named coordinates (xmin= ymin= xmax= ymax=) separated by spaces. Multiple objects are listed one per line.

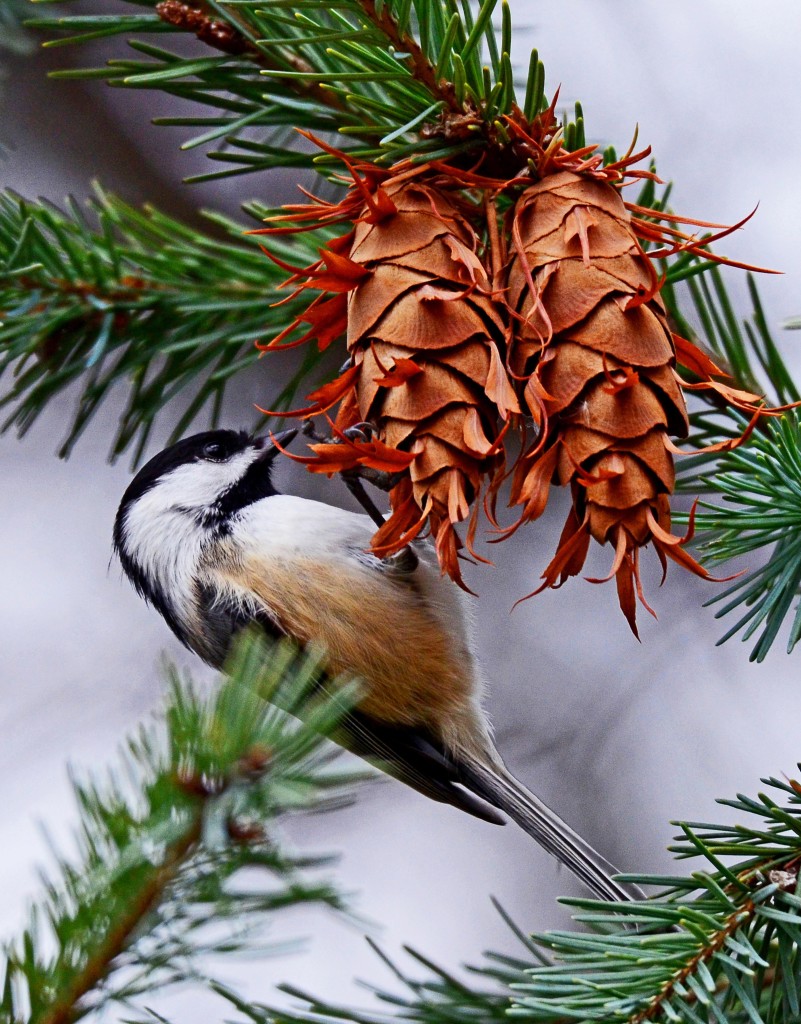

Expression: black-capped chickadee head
xmin=113 ymin=427 xmax=296 ymax=647
xmin=115 ymin=428 xmax=297 ymax=530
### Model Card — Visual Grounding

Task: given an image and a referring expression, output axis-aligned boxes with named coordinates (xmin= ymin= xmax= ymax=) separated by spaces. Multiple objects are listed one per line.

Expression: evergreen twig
xmin=681 ymin=412 xmax=801 ymax=662
xmin=0 ymin=188 xmax=324 ymax=462
xmin=211 ymin=772 xmax=801 ymax=1024
xmin=661 ymin=268 xmax=801 ymax=661
xmin=38 ymin=817 xmax=203 ymax=1024
xmin=1 ymin=632 xmax=367 ymax=1022
xmin=29 ymin=0 xmax=528 ymax=176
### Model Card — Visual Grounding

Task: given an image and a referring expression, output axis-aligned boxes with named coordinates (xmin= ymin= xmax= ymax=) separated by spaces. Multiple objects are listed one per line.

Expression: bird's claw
xmin=301 ymin=421 xmax=328 ymax=444
xmin=298 ymin=421 xmax=411 ymax=563
xmin=384 ymin=546 xmax=419 ymax=574
xmin=342 ymin=421 xmax=376 ymax=444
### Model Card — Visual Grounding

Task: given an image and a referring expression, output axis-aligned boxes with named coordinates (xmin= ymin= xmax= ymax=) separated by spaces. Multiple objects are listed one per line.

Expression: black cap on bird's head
xmin=116 ymin=427 xmax=296 ymax=515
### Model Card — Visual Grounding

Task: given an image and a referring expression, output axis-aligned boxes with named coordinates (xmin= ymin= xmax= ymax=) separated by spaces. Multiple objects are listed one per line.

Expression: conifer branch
xmin=660 ymin=268 xmax=801 ymax=660
xmin=0 ymin=188 xmax=323 ymax=462
xmin=148 ymin=0 xmax=460 ymax=116
xmin=221 ymin=771 xmax=801 ymax=1024
xmin=151 ymin=0 xmax=350 ymax=113
xmin=351 ymin=0 xmax=460 ymax=113
xmin=680 ymin=411 xmax=801 ymax=662
xmin=1 ymin=633 xmax=366 ymax=1022
xmin=38 ymin=816 xmax=204 ymax=1024
xmin=30 ymin=0 xmax=524 ymax=174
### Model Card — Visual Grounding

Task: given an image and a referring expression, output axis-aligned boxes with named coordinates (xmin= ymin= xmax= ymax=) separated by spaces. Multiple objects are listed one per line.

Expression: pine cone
xmin=345 ymin=179 xmax=515 ymax=582
xmin=256 ymin=164 xmax=516 ymax=586
xmin=506 ymin=170 xmax=702 ymax=633
xmin=257 ymin=135 xmax=772 ymax=616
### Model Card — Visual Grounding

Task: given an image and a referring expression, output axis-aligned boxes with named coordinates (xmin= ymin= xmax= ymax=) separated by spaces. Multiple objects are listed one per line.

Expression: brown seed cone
xmin=506 ymin=170 xmax=707 ymax=634
xmin=343 ymin=180 xmax=516 ymax=583
xmin=255 ymin=164 xmax=516 ymax=586
xmin=256 ymin=130 xmax=777 ymax=620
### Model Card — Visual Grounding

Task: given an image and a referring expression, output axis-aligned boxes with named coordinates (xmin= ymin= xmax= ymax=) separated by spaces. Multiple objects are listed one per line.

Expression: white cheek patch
xmin=120 ymin=450 xmax=259 ymax=621
xmin=121 ymin=494 xmax=205 ymax=622
xmin=148 ymin=451 xmax=258 ymax=512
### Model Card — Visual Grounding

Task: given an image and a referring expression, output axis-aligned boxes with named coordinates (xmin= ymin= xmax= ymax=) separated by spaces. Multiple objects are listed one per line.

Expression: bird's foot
xmin=301 ymin=423 xmax=414 ymax=565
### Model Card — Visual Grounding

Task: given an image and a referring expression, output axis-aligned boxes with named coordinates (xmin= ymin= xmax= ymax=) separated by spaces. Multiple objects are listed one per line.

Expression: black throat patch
xmin=214 ymin=453 xmax=278 ymax=521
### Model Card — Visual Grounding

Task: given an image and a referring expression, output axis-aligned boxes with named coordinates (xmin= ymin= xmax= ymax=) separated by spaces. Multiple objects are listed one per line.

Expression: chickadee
xmin=114 ymin=428 xmax=640 ymax=903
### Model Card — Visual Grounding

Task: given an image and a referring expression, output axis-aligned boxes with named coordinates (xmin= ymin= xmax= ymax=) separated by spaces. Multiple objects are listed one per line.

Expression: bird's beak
xmin=259 ymin=427 xmax=298 ymax=459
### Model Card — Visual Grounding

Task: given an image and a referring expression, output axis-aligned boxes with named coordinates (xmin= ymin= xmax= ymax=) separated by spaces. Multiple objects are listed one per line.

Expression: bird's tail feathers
xmin=457 ymin=754 xmax=645 ymax=904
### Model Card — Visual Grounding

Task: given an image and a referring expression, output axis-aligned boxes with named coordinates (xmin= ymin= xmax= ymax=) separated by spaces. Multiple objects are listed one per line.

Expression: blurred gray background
xmin=2 ymin=1 xmax=801 ymax=1018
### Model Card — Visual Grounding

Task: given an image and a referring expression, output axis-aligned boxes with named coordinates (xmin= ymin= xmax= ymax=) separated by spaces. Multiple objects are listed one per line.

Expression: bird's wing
xmin=330 ymin=707 xmax=504 ymax=824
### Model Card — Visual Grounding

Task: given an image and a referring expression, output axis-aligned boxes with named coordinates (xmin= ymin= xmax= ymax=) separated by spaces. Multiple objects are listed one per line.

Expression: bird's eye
xmin=201 ymin=441 xmax=226 ymax=461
